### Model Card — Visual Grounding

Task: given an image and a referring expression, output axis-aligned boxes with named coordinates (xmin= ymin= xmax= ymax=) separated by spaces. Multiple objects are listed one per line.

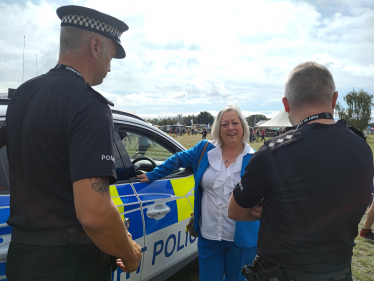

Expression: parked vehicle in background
xmin=160 ymin=125 xmax=171 ymax=133
xmin=170 ymin=124 xmax=185 ymax=136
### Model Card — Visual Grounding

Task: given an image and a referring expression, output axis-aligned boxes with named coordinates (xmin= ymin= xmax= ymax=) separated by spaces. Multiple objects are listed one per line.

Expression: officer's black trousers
xmin=6 ymin=241 xmax=111 ymax=281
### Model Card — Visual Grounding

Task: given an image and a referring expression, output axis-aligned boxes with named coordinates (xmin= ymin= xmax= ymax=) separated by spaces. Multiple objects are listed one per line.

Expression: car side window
xmin=113 ymin=138 xmax=128 ymax=181
xmin=113 ymin=127 xmax=136 ymax=182
xmin=0 ymin=122 xmax=10 ymax=193
xmin=114 ymin=124 xmax=194 ymax=179
xmin=116 ymin=125 xmax=175 ymax=162
xmin=120 ymin=132 xmax=173 ymax=161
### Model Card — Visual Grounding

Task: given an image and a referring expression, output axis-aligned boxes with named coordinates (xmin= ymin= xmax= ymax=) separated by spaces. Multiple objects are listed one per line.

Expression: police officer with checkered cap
xmin=5 ymin=6 xmax=141 ymax=280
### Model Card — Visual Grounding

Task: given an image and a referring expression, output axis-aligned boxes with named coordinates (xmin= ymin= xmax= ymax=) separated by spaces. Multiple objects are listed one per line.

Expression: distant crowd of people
xmin=248 ymin=128 xmax=287 ymax=142
xmin=169 ymin=127 xmax=187 ymax=137
xmin=168 ymin=126 xmax=209 ymax=139
xmin=168 ymin=126 xmax=293 ymax=143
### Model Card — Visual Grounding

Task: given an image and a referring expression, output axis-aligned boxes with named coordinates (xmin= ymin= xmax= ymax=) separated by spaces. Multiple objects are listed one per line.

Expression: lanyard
xmin=54 ymin=64 xmax=83 ymax=79
xmin=54 ymin=64 xmax=114 ymax=106
xmin=296 ymin=112 xmax=334 ymax=129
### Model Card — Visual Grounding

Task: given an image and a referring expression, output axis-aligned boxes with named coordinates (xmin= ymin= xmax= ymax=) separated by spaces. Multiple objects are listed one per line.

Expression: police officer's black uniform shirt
xmin=233 ymin=121 xmax=373 ymax=273
xmin=6 ymin=66 xmax=117 ymax=231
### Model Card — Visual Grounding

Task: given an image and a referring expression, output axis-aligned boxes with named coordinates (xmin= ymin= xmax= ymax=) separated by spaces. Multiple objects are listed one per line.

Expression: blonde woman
xmin=138 ymin=105 xmax=260 ymax=281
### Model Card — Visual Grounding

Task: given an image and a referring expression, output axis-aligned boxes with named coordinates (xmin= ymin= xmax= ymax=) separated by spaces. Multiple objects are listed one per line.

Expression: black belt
xmin=12 ymin=226 xmax=93 ymax=246
xmin=255 ymin=256 xmax=351 ymax=281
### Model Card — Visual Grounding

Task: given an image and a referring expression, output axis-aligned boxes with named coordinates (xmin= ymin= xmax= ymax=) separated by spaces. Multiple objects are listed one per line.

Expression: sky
xmin=0 ymin=0 xmax=373 ymax=120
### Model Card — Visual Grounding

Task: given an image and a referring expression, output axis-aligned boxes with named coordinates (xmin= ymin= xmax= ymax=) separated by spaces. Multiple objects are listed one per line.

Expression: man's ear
xmin=331 ymin=91 xmax=338 ymax=109
xmin=89 ymin=37 xmax=101 ymax=58
xmin=282 ymin=97 xmax=290 ymax=113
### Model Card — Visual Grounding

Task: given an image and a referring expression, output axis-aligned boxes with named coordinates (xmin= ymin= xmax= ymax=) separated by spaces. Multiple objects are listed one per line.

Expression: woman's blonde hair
xmin=210 ymin=105 xmax=249 ymax=145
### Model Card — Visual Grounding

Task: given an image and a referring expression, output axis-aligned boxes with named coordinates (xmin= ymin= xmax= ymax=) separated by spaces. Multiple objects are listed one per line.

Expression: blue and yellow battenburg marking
xmin=110 ymin=183 xmax=144 ymax=240
xmin=170 ymin=176 xmax=195 ymax=221
xmin=0 ymin=195 xmax=10 ymax=281
xmin=132 ymin=175 xmax=195 ymax=235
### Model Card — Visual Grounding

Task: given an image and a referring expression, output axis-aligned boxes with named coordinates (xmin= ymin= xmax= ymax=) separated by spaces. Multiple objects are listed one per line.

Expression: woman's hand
xmin=137 ymin=174 xmax=149 ymax=183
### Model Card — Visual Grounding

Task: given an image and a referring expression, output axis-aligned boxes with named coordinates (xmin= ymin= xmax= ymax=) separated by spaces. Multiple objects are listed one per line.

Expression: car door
xmin=110 ymin=127 xmax=146 ymax=281
xmin=114 ymin=123 xmax=197 ymax=281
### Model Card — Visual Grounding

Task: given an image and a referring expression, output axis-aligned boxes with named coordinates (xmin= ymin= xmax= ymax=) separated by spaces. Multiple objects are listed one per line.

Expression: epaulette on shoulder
xmin=86 ymin=84 xmax=114 ymax=107
xmin=264 ymin=128 xmax=303 ymax=152
xmin=336 ymin=120 xmax=366 ymax=142
xmin=347 ymin=126 xmax=366 ymax=142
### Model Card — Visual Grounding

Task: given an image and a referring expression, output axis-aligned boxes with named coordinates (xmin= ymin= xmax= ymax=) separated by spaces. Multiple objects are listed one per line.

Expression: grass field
xmin=165 ymin=133 xmax=374 ymax=281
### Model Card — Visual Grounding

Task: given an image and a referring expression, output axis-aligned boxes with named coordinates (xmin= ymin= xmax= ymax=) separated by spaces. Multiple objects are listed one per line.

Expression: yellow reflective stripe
xmin=170 ymin=176 xmax=195 ymax=222
xmin=175 ymin=197 xmax=191 ymax=222
xmin=109 ymin=185 xmax=125 ymax=220
xmin=170 ymin=176 xmax=195 ymax=197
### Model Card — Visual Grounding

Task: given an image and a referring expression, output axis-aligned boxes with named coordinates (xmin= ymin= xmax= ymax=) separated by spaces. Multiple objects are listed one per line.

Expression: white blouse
xmin=199 ymin=141 xmax=255 ymax=241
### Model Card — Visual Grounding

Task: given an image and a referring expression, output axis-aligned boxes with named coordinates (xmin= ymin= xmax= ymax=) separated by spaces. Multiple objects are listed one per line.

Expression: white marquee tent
xmin=255 ymin=120 xmax=268 ymax=126
xmin=257 ymin=109 xmax=292 ymax=128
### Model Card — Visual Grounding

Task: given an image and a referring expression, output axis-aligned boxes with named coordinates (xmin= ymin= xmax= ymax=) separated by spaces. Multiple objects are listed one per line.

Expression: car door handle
xmin=146 ymin=204 xmax=170 ymax=220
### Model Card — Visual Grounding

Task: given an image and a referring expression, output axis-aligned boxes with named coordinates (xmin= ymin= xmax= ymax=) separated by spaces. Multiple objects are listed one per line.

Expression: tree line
xmin=146 ymin=88 xmax=373 ymax=131
xmin=145 ymin=111 xmax=270 ymax=127
xmin=335 ymin=88 xmax=373 ymax=131
xmin=145 ymin=111 xmax=216 ymax=126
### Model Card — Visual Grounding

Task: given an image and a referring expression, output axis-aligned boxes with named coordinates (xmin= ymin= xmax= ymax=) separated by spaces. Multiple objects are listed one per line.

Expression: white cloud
xmin=0 ymin=0 xmax=373 ymax=117
xmin=0 ymin=1 xmax=60 ymax=90
xmin=342 ymin=64 xmax=374 ymax=77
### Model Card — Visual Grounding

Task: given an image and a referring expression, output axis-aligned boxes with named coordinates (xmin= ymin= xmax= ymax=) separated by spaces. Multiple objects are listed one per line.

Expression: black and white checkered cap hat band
xmin=61 ymin=14 xmax=122 ymax=38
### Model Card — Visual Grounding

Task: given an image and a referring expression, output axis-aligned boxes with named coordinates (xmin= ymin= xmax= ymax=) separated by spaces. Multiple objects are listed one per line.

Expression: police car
xmin=0 ymin=99 xmax=197 ymax=281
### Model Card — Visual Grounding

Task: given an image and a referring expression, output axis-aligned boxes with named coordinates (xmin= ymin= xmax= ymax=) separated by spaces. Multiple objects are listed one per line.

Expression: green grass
xmin=353 ymin=210 xmax=374 ymax=281
xmin=166 ymin=134 xmax=374 ymax=281
xmin=365 ymin=134 xmax=374 ymax=158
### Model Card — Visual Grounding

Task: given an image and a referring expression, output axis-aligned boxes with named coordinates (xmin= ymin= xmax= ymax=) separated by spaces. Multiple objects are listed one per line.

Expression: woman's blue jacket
xmin=146 ymin=140 xmax=260 ymax=248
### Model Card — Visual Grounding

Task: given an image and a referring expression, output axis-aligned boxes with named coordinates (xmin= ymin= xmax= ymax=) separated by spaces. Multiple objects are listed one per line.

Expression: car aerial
xmin=0 ymin=99 xmax=197 ymax=281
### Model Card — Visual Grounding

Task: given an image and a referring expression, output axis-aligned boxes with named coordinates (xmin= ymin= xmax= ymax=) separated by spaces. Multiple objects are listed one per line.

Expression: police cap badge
xmin=56 ymin=5 xmax=128 ymax=59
